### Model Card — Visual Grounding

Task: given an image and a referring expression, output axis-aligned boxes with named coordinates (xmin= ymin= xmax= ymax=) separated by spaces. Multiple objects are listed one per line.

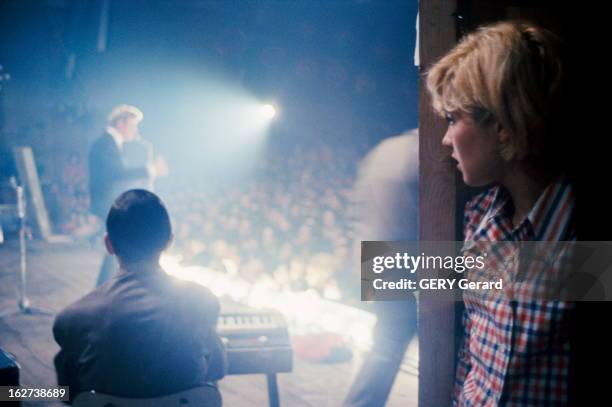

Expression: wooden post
xmin=418 ymin=1 xmax=459 ymax=406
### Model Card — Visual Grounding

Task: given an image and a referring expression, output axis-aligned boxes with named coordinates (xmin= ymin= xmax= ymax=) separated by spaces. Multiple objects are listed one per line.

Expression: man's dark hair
xmin=106 ymin=189 xmax=172 ymax=262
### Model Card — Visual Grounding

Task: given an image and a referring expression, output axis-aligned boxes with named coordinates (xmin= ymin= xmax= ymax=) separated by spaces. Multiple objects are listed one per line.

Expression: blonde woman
xmin=427 ymin=21 xmax=574 ymax=405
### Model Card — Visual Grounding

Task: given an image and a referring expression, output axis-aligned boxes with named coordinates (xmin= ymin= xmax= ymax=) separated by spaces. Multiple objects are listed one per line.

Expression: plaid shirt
xmin=454 ymin=176 xmax=575 ymax=406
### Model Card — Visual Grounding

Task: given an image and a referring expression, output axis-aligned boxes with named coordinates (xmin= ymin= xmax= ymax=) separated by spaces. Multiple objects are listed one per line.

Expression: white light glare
xmin=261 ymin=104 xmax=276 ymax=119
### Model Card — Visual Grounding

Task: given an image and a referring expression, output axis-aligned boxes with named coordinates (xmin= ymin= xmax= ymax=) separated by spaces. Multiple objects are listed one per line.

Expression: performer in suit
xmin=53 ymin=190 xmax=226 ymax=403
xmin=89 ymin=104 xmax=167 ymax=286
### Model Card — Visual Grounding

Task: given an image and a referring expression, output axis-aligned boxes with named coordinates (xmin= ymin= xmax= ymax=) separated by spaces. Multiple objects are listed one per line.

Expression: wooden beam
xmin=418 ymin=1 xmax=459 ymax=406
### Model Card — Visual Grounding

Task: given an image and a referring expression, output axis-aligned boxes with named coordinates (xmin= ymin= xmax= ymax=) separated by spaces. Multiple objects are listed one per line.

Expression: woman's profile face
xmin=442 ymin=111 xmax=504 ymax=187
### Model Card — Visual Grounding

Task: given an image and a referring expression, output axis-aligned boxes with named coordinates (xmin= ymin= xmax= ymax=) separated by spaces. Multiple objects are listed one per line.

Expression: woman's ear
xmin=497 ymin=122 xmax=511 ymax=143
xmin=104 ymin=234 xmax=115 ymax=255
xmin=496 ymin=122 xmax=516 ymax=161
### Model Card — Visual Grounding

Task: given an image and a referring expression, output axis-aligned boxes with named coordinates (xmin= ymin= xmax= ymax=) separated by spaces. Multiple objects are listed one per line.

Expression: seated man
xmin=53 ymin=189 xmax=226 ymax=403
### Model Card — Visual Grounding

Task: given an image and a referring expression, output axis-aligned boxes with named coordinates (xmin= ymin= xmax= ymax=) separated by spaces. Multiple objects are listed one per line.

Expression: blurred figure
xmin=89 ymin=105 xmax=168 ymax=286
xmin=344 ymin=129 xmax=418 ymax=407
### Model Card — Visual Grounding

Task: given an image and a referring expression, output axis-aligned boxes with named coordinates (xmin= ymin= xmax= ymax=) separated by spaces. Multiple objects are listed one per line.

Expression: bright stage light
xmin=261 ymin=104 xmax=276 ymax=119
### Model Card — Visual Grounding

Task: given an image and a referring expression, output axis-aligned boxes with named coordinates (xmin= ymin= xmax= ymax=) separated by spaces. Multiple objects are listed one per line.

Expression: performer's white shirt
xmin=106 ymin=126 xmax=124 ymax=150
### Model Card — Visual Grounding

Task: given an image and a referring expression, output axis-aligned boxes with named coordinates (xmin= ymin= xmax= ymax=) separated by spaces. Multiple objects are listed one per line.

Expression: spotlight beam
xmin=262 ymin=104 xmax=277 ymax=119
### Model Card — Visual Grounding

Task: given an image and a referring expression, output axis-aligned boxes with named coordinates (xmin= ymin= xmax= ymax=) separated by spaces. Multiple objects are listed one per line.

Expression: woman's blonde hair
xmin=426 ymin=21 xmax=564 ymax=162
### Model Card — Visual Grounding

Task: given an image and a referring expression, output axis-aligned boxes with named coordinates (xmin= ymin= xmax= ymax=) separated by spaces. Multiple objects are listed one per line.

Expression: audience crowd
xmin=53 ymin=141 xmax=368 ymax=302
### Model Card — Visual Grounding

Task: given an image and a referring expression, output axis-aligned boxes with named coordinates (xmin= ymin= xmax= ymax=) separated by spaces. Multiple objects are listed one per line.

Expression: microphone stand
xmin=136 ymin=136 xmax=155 ymax=192
xmin=0 ymin=177 xmax=54 ymax=318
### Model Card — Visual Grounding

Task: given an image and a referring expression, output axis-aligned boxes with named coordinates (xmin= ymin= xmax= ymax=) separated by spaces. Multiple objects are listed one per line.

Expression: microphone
xmin=134 ymin=134 xmax=155 ymax=190
xmin=134 ymin=133 xmax=152 ymax=147
xmin=134 ymin=134 xmax=154 ymax=158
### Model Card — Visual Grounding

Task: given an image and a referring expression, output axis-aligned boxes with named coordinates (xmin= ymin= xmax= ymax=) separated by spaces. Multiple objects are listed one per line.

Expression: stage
xmin=0 ymin=240 xmax=417 ymax=406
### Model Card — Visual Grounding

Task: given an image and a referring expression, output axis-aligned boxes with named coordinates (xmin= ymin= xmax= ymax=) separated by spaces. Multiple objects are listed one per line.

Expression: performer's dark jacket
xmin=88 ymin=132 xmax=148 ymax=218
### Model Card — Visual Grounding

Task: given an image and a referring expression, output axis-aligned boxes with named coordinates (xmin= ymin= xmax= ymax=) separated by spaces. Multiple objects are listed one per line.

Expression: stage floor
xmin=0 ymin=239 xmax=417 ymax=406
